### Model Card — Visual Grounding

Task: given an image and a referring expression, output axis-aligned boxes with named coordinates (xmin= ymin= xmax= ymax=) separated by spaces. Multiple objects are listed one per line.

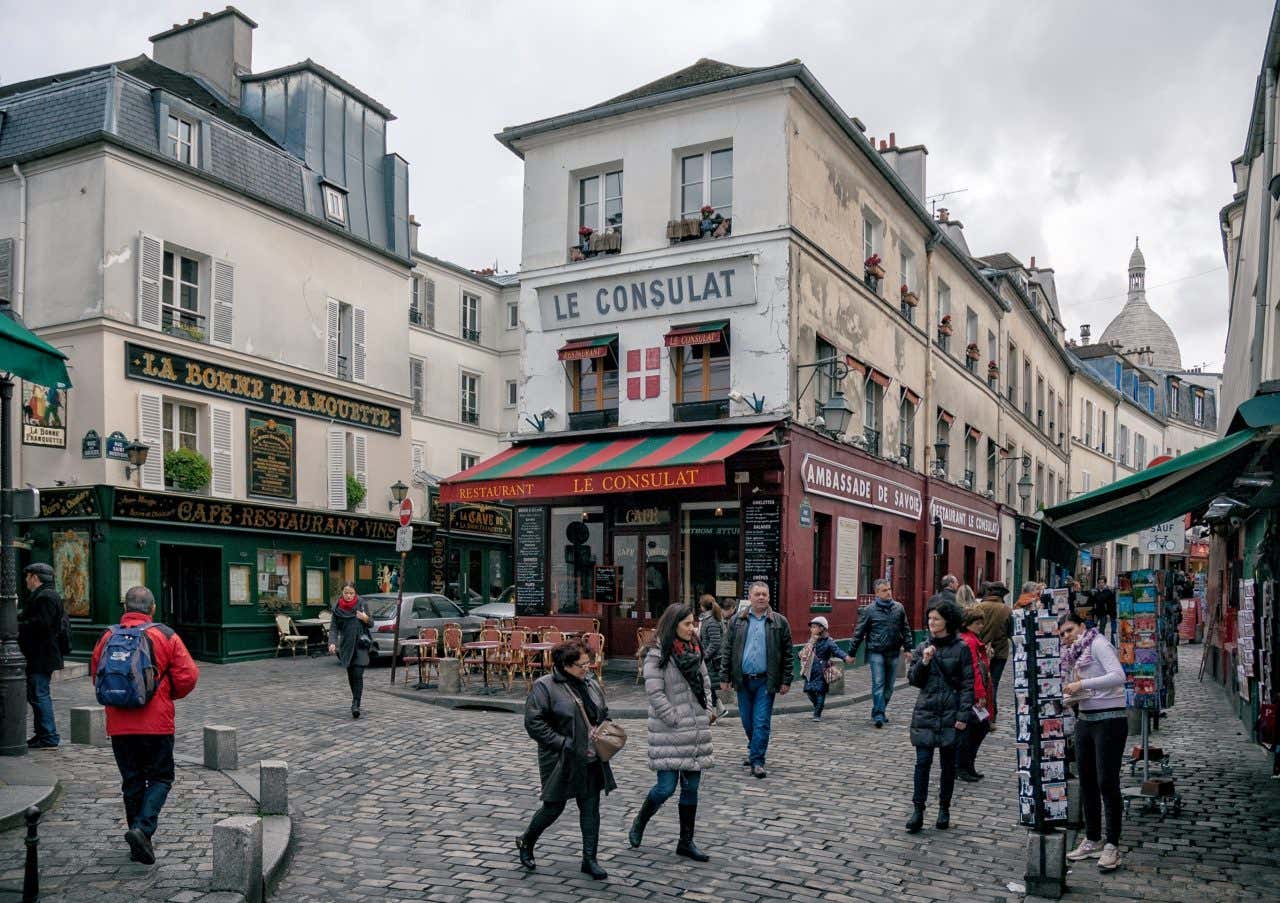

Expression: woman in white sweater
xmin=1059 ymin=611 xmax=1128 ymax=873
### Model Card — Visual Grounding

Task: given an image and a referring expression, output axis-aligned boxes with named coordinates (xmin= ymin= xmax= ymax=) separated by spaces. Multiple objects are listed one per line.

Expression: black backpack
xmin=57 ymin=606 xmax=72 ymax=656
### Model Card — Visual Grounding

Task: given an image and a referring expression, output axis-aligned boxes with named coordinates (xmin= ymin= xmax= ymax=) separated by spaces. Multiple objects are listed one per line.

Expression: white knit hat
xmin=809 ymin=616 xmax=829 ymax=629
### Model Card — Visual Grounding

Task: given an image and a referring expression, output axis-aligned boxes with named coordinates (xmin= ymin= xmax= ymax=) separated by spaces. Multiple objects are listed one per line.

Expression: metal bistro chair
xmin=583 ymin=631 xmax=606 ymax=681
xmin=443 ymin=624 xmax=470 ymax=688
xmin=405 ymin=627 xmax=442 ymax=686
xmin=480 ymin=626 xmax=502 ymax=642
xmin=635 ymin=628 xmax=656 ymax=683
xmin=499 ymin=628 xmax=532 ymax=691
xmin=274 ymin=615 xmax=308 ymax=657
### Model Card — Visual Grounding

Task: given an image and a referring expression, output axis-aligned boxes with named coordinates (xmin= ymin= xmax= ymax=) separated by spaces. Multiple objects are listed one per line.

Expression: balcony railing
xmin=568 ymin=408 xmax=619 ymax=431
xmin=569 ymin=230 xmax=623 ymax=262
xmin=811 ymin=590 xmax=831 ymax=610
xmin=666 ymin=216 xmax=732 ymax=244
xmin=900 ymin=443 xmax=913 ymax=469
xmin=899 ymin=301 xmax=915 ymax=323
xmin=409 ymin=307 xmax=425 ymax=326
xmin=461 ymin=328 xmax=481 ymax=344
xmin=161 ymin=307 xmax=207 ymax=342
xmin=964 ymin=469 xmax=976 ymax=488
xmin=336 ymin=355 xmax=349 ymax=380
xmin=460 ymin=408 xmax=479 ymax=425
xmin=863 ymin=428 xmax=881 ymax=457
xmin=673 ymin=398 xmax=730 ymax=422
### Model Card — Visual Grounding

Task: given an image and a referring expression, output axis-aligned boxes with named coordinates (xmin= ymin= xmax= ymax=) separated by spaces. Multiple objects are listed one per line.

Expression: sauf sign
xmin=1139 ymin=519 xmax=1186 ymax=554
xmin=537 ymin=256 xmax=755 ymax=329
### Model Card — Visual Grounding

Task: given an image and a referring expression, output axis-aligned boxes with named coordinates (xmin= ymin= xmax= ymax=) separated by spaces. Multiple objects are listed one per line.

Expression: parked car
xmin=361 ymin=592 xmax=483 ymax=661
xmin=468 ymin=600 xmax=514 ymax=621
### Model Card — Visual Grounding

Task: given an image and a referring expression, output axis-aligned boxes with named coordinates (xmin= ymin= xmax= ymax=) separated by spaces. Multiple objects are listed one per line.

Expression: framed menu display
xmin=1012 ymin=599 xmax=1069 ymax=829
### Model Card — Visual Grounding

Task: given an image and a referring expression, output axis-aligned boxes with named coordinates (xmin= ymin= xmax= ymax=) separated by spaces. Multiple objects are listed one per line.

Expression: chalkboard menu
xmin=742 ymin=496 xmax=782 ymax=604
xmin=515 ymin=507 xmax=548 ymax=615
xmin=594 ymin=566 xmax=619 ymax=606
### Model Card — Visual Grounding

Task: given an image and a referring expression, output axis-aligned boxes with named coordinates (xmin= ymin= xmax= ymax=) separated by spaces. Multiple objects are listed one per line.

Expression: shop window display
xmin=550 ymin=507 xmax=604 ymax=613
xmin=257 ymin=549 xmax=301 ymax=610
xmin=680 ymin=503 xmax=740 ymax=604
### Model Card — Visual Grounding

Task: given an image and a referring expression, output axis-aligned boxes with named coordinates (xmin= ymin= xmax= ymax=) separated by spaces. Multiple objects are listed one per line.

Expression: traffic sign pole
xmin=390 ymin=497 xmax=413 ymax=685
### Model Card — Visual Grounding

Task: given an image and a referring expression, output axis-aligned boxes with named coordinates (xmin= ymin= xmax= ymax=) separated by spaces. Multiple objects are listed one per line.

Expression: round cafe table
xmin=523 ymin=641 xmax=554 ymax=676
xmin=463 ymin=640 xmax=502 ymax=694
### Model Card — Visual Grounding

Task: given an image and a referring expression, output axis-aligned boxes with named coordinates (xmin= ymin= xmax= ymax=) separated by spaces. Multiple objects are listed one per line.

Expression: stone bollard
xmin=1066 ymin=778 xmax=1082 ymax=829
xmin=259 ymin=760 xmax=288 ymax=817
xmin=70 ymin=706 xmax=108 ymax=746
xmin=203 ymin=725 xmax=239 ymax=771
xmin=1024 ymin=829 xmax=1066 ymax=899
xmin=439 ymin=658 xmax=462 ymax=694
xmin=212 ymin=815 xmax=263 ymax=903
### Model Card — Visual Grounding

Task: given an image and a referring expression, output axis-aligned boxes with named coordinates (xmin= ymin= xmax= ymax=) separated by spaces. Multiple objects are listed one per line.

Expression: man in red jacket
xmin=91 ymin=586 xmax=199 ymax=865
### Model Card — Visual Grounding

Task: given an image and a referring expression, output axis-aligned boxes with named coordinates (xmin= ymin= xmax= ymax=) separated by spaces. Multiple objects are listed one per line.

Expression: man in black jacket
xmin=719 ymin=581 xmax=793 ymax=779
xmin=1092 ymin=578 xmax=1117 ymax=641
xmin=18 ymin=563 xmax=65 ymax=748
xmin=850 ymin=578 xmax=913 ymax=728
xmin=926 ymin=574 xmax=959 ymax=612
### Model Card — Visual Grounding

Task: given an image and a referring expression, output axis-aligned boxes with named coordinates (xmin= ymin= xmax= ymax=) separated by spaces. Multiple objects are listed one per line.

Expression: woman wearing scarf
xmin=1059 ymin=611 xmax=1127 ymax=873
xmin=628 ymin=603 xmax=714 ymax=862
xmin=519 ymin=640 xmax=616 ymax=880
xmin=327 ymin=581 xmax=372 ymax=718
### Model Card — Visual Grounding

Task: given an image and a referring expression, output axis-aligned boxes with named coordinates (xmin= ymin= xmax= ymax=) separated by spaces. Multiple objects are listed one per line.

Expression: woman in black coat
xmin=518 ymin=640 xmax=617 ymax=880
xmin=906 ymin=601 xmax=974 ymax=833
xmin=327 ymin=582 xmax=373 ymax=718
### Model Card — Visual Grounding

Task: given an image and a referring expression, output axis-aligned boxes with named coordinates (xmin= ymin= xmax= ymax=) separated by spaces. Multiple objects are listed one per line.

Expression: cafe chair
xmin=274 ymin=615 xmax=308 ymax=657
xmin=443 ymin=624 xmax=469 ymax=688
xmin=542 ymin=628 xmax=564 ymax=645
xmin=635 ymin=628 xmax=656 ymax=683
xmin=483 ymin=618 xmax=499 ymax=629
xmin=499 ymin=629 xmax=532 ymax=690
xmin=405 ymin=627 xmax=441 ymax=686
xmin=583 ymin=631 xmax=606 ymax=680
xmin=480 ymin=626 xmax=502 ymax=643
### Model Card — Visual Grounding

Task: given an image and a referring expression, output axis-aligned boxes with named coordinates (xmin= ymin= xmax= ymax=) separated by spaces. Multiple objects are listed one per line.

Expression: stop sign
xmin=398 ymin=497 xmax=414 ymax=527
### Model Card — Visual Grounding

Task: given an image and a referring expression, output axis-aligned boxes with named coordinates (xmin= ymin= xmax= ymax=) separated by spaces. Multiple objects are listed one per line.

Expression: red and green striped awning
xmin=664 ymin=321 xmax=728 ymax=348
xmin=557 ymin=335 xmax=617 ymax=361
xmin=438 ymin=423 xmax=776 ymax=503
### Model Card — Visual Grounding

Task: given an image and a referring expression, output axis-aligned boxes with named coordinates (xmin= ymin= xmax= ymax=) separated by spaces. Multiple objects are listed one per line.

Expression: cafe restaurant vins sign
xmin=125 ymin=343 xmax=401 ymax=435
xmin=801 ymin=454 xmax=923 ymax=520
xmin=537 ymin=256 xmax=755 ymax=330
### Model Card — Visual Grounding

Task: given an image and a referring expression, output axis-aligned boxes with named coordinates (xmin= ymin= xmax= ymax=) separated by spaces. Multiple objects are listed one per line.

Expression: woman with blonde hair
xmin=955 ymin=584 xmax=977 ymax=608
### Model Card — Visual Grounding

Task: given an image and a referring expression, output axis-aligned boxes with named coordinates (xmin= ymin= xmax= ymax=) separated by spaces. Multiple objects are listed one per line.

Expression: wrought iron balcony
xmin=568 ymin=408 xmax=619 ymax=431
xmin=673 ymin=398 xmax=730 ymax=422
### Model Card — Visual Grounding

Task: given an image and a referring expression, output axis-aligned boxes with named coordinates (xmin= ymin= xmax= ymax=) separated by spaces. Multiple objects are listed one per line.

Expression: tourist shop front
xmin=19 ymin=486 xmax=434 ymax=662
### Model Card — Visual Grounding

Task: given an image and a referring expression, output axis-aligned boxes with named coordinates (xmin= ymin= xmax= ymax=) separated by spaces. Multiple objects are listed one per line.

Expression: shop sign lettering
xmin=37 ymin=487 xmax=99 ymax=519
xmin=929 ymin=498 xmax=1000 ymax=541
xmin=125 ymin=343 xmax=401 ymax=435
xmin=800 ymin=454 xmax=922 ymax=519
xmin=439 ymin=463 xmax=724 ymax=503
xmin=448 ymin=503 xmax=513 ymax=537
xmin=617 ymin=506 xmax=669 ymax=526
xmin=536 ymin=257 xmax=755 ymax=330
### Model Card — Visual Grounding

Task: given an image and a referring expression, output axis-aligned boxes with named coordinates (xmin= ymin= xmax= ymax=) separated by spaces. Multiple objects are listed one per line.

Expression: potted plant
xmin=345 ymin=474 xmax=367 ymax=512
xmin=864 ymin=254 xmax=886 ymax=280
xmin=164 ymin=447 xmax=212 ymax=493
xmin=900 ymin=284 xmax=919 ymax=307
xmin=987 ymin=360 xmax=1000 ymax=376
xmin=577 ymin=226 xmax=593 ymax=253
xmin=938 ymin=314 xmax=953 ymax=336
xmin=699 ymin=204 xmax=722 ymax=236
xmin=966 ymin=342 xmax=981 ymax=361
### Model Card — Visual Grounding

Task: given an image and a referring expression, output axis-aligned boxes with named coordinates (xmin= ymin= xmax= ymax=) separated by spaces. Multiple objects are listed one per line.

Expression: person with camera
xmin=327 ymin=581 xmax=372 ymax=718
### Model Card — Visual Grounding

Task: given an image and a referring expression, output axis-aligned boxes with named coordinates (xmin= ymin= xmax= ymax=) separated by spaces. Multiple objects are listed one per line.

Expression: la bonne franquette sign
xmin=537 ymin=256 xmax=755 ymax=329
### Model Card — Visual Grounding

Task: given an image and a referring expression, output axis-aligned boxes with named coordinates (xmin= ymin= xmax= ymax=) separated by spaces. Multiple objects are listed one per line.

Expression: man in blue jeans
xmin=18 ymin=563 xmax=65 ymax=749
xmin=720 ymin=582 xmax=793 ymax=778
xmin=850 ymin=578 xmax=913 ymax=728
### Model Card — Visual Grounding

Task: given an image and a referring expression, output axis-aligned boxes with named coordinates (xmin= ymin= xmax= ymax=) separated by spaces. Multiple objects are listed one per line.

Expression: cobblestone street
xmin=3 ymin=645 xmax=1277 ymax=902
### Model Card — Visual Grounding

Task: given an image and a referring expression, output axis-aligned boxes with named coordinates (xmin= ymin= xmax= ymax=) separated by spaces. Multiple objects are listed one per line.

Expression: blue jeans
xmin=867 ymin=652 xmax=897 ymax=723
xmin=26 ymin=672 xmax=59 ymax=744
xmin=737 ymin=674 xmax=775 ymax=766
xmin=646 ymin=769 xmax=701 ymax=807
xmin=112 ymin=735 xmax=175 ymax=838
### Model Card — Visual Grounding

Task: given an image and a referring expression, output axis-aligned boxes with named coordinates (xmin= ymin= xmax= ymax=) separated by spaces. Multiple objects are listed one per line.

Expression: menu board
xmin=1012 ymin=600 xmax=1069 ymax=829
xmin=515 ymin=507 xmax=548 ymax=615
xmin=594 ymin=566 xmax=619 ymax=606
xmin=246 ymin=411 xmax=297 ymax=501
xmin=834 ymin=516 xmax=861 ymax=600
xmin=1117 ymin=570 xmax=1162 ymax=709
xmin=742 ymin=496 xmax=782 ymax=605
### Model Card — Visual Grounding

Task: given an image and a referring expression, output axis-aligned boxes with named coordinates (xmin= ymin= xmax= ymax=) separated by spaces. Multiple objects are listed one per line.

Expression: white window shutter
xmin=410 ymin=357 xmax=425 ymax=415
xmin=137 ymin=233 xmax=163 ymax=330
xmin=210 ymin=259 xmax=235 ymax=347
xmin=352 ymin=433 xmax=368 ymax=511
xmin=352 ymin=306 xmax=367 ymax=383
xmin=326 ymin=299 xmax=340 ymax=377
xmin=425 ymin=279 xmax=436 ymax=328
xmin=327 ymin=428 xmax=347 ymax=510
xmin=137 ymin=391 xmax=165 ymax=490
xmin=210 ymin=406 xmax=234 ymax=497
xmin=411 ymin=443 xmax=425 ymax=474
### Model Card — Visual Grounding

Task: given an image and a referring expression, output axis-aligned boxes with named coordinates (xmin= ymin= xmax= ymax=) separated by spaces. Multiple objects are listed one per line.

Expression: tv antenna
xmin=926 ymin=188 xmax=968 ymax=216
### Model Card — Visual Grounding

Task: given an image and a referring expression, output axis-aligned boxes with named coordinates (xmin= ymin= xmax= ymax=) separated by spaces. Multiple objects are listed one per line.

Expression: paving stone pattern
xmin=2 ymin=645 xmax=1277 ymax=902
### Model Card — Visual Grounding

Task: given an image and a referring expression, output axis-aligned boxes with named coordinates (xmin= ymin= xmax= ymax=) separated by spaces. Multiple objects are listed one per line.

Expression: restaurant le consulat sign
xmin=125 ymin=343 xmax=401 ymax=435
xmin=536 ymin=256 xmax=755 ymax=330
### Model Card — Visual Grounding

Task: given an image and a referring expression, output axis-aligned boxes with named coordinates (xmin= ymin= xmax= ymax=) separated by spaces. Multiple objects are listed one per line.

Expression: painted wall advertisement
xmin=52 ymin=529 xmax=90 ymax=617
xmin=246 ymin=411 xmax=297 ymax=501
xmin=22 ymin=382 xmax=67 ymax=448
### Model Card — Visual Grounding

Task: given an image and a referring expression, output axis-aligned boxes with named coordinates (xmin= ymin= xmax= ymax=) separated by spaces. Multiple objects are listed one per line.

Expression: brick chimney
xmin=1029 ymin=255 xmax=1036 ymax=269
xmin=150 ymin=7 xmax=257 ymax=107
xmin=1081 ymin=324 xmax=1091 ymax=344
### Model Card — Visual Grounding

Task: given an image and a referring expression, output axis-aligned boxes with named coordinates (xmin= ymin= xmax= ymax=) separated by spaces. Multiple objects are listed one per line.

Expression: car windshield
xmin=365 ymin=598 xmax=398 ymax=619
xmin=433 ymin=598 xmax=465 ymax=619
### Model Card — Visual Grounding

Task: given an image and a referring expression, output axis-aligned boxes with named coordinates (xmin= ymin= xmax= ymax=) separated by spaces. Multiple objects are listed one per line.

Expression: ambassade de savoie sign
xmin=800 ymin=454 xmax=923 ymax=519
xmin=537 ymin=256 xmax=755 ymax=330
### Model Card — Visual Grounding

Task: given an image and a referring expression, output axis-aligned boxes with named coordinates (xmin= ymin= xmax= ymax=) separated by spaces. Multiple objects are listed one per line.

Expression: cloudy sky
xmin=6 ymin=1 xmax=1270 ymax=370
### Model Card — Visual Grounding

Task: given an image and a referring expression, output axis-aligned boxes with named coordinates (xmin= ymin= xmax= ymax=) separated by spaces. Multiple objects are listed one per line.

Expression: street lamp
xmin=123 ymin=439 xmax=150 ymax=485
xmin=1017 ymin=468 xmax=1034 ymax=505
xmin=820 ymin=391 xmax=854 ymax=437
xmin=932 ymin=437 xmax=949 ymax=476
xmin=388 ymin=479 xmax=409 ymax=510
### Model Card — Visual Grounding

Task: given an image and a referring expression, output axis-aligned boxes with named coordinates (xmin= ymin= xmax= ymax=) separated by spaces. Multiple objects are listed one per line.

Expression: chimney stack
xmin=1081 ymin=324 xmax=1091 ymax=344
xmin=150 ymin=7 xmax=257 ymax=108
xmin=408 ymin=215 xmax=420 ymax=253
xmin=1029 ymin=255 xmax=1036 ymax=269
xmin=879 ymin=139 xmax=887 ymax=151
xmin=889 ymin=131 xmax=896 ymax=148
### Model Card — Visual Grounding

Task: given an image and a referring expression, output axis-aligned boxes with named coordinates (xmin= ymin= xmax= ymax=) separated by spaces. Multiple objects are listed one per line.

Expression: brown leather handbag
xmin=570 ymin=684 xmax=627 ymax=762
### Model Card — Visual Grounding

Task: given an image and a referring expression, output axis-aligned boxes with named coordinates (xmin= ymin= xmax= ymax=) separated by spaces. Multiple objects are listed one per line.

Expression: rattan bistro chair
xmin=498 ymin=628 xmax=533 ymax=690
xmin=404 ymin=627 xmax=442 ymax=686
xmin=635 ymin=628 xmax=656 ymax=683
xmin=274 ymin=615 xmax=308 ymax=657
xmin=583 ymin=631 xmax=606 ymax=680
xmin=443 ymin=624 xmax=470 ymax=688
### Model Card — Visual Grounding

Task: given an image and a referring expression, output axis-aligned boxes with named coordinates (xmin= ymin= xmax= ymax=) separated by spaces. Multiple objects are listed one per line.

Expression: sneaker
xmin=28 ymin=739 xmax=59 ymax=749
xmin=873 ymin=720 xmax=884 ymax=729
xmin=741 ymin=756 xmax=752 ymax=767
xmin=1098 ymin=844 xmax=1122 ymax=871
xmin=125 ymin=828 xmax=155 ymax=865
xmin=752 ymin=764 xmax=767 ymax=779
xmin=1067 ymin=838 xmax=1104 ymax=861
xmin=812 ymin=714 xmax=822 ymax=722
xmin=715 ymin=704 xmax=728 ymax=719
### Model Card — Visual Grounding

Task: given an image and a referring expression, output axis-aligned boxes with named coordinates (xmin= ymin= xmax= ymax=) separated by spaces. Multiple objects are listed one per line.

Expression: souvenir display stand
xmin=1117 ymin=570 xmax=1182 ymax=816
xmin=1013 ymin=598 xmax=1068 ymax=898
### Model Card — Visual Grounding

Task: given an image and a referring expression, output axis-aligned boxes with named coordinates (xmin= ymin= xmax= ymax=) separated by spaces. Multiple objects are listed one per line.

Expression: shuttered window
xmin=411 ymin=443 xmax=426 ymax=474
xmin=137 ymin=391 xmax=165 ymax=490
xmin=137 ymin=233 xmax=163 ymax=331
xmin=351 ymin=306 xmax=367 ymax=382
xmin=410 ymin=357 xmax=426 ymax=416
xmin=0 ymin=237 xmax=14 ymax=305
xmin=425 ymin=279 xmax=436 ymax=329
xmin=210 ymin=259 xmax=234 ymax=347
xmin=327 ymin=428 xmax=347 ymax=510
xmin=351 ymin=433 xmax=368 ymax=512
xmin=210 ymin=406 xmax=233 ymax=497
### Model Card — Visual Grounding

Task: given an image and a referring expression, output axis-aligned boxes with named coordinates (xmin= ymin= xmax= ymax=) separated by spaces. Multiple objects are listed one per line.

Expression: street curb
xmin=0 ymin=757 xmax=61 ymax=833
xmin=372 ymin=678 xmax=911 ymax=719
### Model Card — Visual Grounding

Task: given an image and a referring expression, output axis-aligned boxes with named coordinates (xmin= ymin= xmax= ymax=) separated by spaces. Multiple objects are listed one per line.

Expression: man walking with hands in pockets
xmin=720 ymin=581 xmax=792 ymax=779
xmin=850 ymin=578 xmax=914 ymax=728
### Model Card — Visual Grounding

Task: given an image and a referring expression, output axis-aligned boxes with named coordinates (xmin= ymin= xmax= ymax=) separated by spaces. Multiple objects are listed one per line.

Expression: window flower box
xmin=864 ymin=254 xmax=886 ymax=280
xmin=938 ymin=315 xmax=954 ymax=337
xmin=900 ymin=285 xmax=919 ymax=307
xmin=965 ymin=343 xmax=981 ymax=361
xmin=987 ymin=361 xmax=1000 ymax=377
xmin=666 ymin=215 xmax=731 ymax=243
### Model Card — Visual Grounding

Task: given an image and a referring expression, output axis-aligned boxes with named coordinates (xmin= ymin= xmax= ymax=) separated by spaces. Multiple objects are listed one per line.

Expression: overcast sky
xmin=5 ymin=0 xmax=1271 ymax=371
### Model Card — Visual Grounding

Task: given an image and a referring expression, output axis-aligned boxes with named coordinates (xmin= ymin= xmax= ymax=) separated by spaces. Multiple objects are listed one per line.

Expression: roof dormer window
xmin=166 ymin=114 xmax=195 ymax=166
xmin=322 ymin=183 xmax=347 ymax=226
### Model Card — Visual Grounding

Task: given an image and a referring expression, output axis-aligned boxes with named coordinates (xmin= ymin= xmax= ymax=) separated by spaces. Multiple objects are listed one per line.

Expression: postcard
xmin=1017 ymin=695 xmax=1030 ymax=714
xmin=1041 ymin=739 xmax=1066 ymax=759
xmin=1041 ymin=759 xmax=1065 ymax=781
xmin=1118 ymin=644 xmax=1136 ymax=664
xmin=1136 ymin=635 xmax=1157 ymax=649
xmin=1015 ymin=671 xmax=1029 ymax=690
xmin=1017 ymin=715 xmax=1032 ymax=742
xmin=1044 ymin=799 xmax=1069 ymax=822
xmin=1018 ymin=771 xmax=1034 ymax=796
xmin=1017 ymin=744 xmax=1032 ymax=769
xmin=1117 ymin=595 xmax=1135 ymax=617
xmin=1134 ymin=678 xmax=1157 ymax=695
xmin=1041 ymin=717 xmax=1065 ymax=739
xmin=1131 ymin=663 xmax=1156 ymax=677
xmin=1043 ymin=781 xmax=1068 ymax=802
xmin=1037 ymin=637 xmax=1061 ymax=656
xmin=1039 ymin=700 xmax=1062 ymax=718
xmin=1036 ymin=616 xmax=1059 ymax=637
xmin=1020 ymin=798 xmax=1036 ymax=825
xmin=1038 ymin=677 xmax=1062 ymax=697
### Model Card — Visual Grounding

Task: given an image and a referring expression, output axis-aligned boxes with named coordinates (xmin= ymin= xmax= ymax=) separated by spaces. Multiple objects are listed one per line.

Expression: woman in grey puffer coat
xmin=628 ymin=602 xmax=714 ymax=862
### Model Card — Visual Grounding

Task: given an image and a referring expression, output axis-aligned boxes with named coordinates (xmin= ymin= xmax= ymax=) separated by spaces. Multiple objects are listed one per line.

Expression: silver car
xmin=361 ymin=592 xmax=483 ymax=661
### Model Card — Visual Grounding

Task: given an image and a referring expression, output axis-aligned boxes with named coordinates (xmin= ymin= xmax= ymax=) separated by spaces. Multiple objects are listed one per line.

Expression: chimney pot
xmin=889 ymin=131 xmax=896 ymax=147
xmin=879 ymin=139 xmax=887 ymax=151
xmin=1029 ymin=255 xmax=1036 ymax=269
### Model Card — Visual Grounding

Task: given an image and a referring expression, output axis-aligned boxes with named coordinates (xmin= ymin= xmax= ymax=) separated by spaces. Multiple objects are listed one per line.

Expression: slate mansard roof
xmin=0 ymin=55 xmax=409 ymax=263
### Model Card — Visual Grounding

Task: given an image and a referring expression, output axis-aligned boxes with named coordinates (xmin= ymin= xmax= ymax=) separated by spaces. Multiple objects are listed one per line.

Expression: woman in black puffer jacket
xmin=905 ymin=601 xmax=974 ymax=833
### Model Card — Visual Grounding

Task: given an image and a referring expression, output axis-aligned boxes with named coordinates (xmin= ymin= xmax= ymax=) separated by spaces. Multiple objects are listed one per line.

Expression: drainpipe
xmin=1249 ymin=66 xmax=1276 ymax=393
xmin=9 ymin=164 xmax=26 ymax=318
xmin=922 ymin=228 xmax=943 ymax=608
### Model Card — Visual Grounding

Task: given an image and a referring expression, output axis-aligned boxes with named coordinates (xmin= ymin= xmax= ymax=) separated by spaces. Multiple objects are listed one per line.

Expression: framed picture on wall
xmin=228 ymin=564 xmax=252 ymax=605
xmin=52 ymin=530 xmax=90 ymax=617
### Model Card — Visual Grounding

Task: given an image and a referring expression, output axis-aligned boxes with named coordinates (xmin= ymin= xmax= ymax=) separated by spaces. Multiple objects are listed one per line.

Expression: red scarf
xmin=337 ymin=593 xmax=358 ymax=612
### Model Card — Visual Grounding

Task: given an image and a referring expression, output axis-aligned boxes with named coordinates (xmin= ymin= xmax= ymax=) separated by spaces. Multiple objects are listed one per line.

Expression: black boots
xmin=628 ymin=796 xmax=660 ymax=848
xmin=580 ymin=802 xmax=607 ymax=880
xmin=516 ymin=833 xmax=536 ymax=870
xmin=935 ymin=806 xmax=951 ymax=830
xmin=905 ymin=805 xmax=925 ymax=833
xmin=675 ymin=804 xmax=709 ymax=862
xmin=580 ymin=851 xmax=608 ymax=880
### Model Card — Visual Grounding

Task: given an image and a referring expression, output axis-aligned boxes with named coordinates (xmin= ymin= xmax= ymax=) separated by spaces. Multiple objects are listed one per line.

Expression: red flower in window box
xmin=938 ymin=314 xmax=953 ymax=336
xmin=864 ymin=254 xmax=885 ymax=280
xmin=578 ymin=226 xmax=594 ymax=238
xmin=900 ymin=284 xmax=919 ymax=306
xmin=966 ymin=343 xmax=981 ymax=360
xmin=987 ymin=360 xmax=1000 ymax=375
xmin=700 ymin=205 xmax=715 ymax=217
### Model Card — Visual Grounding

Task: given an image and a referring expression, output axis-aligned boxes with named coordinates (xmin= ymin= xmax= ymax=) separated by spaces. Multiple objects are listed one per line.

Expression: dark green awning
xmin=1035 ymin=426 xmax=1271 ymax=567
xmin=0 ymin=312 xmax=71 ymax=388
